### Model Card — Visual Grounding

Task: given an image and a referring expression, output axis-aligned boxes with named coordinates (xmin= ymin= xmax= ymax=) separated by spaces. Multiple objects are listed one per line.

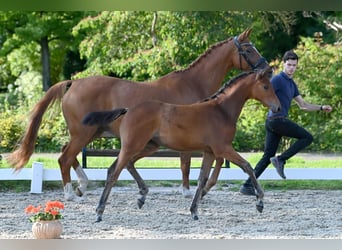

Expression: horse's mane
xmin=202 ymin=71 xmax=255 ymax=102
xmin=174 ymin=37 xmax=234 ymax=74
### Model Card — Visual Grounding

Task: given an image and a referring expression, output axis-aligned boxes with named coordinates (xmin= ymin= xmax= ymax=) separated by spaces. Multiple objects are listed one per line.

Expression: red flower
xmin=24 ymin=200 xmax=64 ymax=223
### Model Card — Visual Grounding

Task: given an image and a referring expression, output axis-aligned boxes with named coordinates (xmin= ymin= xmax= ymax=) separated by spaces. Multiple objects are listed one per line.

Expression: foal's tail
xmin=82 ymin=108 xmax=128 ymax=126
xmin=6 ymin=80 xmax=72 ymax=171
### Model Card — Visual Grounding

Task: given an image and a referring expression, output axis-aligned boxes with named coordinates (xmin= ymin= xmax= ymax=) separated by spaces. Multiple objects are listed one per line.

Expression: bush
xmin=0 ymin=111 xmax=24 ymax=152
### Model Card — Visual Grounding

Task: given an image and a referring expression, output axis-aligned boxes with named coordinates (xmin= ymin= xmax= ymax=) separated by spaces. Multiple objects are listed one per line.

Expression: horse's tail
xmin=82 ymin=108 xmax=128 ymax=126
xmin=7 ymin=80 xmax=72 ymax=172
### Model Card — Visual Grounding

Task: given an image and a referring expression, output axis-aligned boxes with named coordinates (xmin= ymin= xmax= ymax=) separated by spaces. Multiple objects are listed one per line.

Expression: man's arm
xmin=294 ymin=95 xmax=333 ymax=112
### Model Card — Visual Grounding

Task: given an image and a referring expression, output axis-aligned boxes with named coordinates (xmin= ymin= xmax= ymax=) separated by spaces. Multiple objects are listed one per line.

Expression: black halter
xmin=234 ymin=36 xmax=267 ymax=70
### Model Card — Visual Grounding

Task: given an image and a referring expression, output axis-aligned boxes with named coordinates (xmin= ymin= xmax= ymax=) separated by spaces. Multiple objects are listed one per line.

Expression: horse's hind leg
xmin=74 ymin=160 xmax=88 ymax=197
xmin=61 ymin=144 xmax=88 ymax=198
xmin=126 ymin=141 xmax=160 ymax=208
xmin=59 ymin=130 xmax=96 ymax=201
xmin=59 ymin=146 xmax=85 ymax=201
xmin=202 ymin=157 xmax=224 ymax=198
xmin=126 ymin=161 xmax=149 ymax=209
xmin=180 ymin=152 xmax=193 ymax=198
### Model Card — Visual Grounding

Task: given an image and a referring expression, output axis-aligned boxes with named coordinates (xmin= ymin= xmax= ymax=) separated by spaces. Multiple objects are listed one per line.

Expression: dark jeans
xmin=244 ymin=117 xmax=313 ymax=186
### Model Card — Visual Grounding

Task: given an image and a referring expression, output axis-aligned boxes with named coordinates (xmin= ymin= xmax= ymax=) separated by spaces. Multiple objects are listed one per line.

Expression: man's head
xmin=282 ymin=50 xmax=298 ymax=78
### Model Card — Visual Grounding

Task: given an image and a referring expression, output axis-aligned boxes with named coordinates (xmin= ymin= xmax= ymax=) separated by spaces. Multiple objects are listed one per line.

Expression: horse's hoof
xmin=74 ymin=195 xmax=86 ymax=203
xmin=192 ymin=214 xmax=199 ymax=221
xmin=64 ymin=193 xmax=75 ymax=201
xmin=256 ymin=200 xmax=264 ymax=213
xmin=137 ymin=198 xmax=145 ymax=209
xmin=201 ymin=190 xmax=208 ymax=199
xmin=75 ymin=187 xmax=84 ymax=197
xmin=96 ymin=216 xmax=102 ymax=222
xmin=182 ymin=188 xmax=192 ymax=198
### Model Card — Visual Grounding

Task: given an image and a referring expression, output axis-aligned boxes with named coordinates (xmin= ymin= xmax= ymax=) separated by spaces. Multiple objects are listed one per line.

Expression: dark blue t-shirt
xmin=267 ymin=71 xmax=300 ymax=118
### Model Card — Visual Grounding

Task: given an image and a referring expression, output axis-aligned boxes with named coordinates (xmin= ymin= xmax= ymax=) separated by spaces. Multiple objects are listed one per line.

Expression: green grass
xmin=0 ymin=180 xmax=63 ymax=193
xmin=5 ymin=152 xmax=340 ymax=169
xmin=1 ymin=153 xmax=341 ymax=192
xmin=226 ymin=180 xmax=342 ymax=192
xmin=0 ymin=155 xmax=204 ymax=169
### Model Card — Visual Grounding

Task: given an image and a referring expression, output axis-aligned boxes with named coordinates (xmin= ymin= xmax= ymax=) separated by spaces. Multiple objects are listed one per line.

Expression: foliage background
xmin=0 ymin=11 xmax=341 ymax=153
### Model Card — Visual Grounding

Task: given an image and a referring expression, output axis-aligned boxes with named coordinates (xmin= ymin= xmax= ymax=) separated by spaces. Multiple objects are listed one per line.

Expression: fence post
xmin=30 ymin=162 xmax=44 ymax=193
xmin=82 ymin=147 xmax=87 ymax=168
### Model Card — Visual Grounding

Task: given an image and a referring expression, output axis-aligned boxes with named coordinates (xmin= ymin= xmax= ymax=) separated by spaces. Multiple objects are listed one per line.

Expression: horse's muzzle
xmin=270 ymin=104 xmax=281 ymax=113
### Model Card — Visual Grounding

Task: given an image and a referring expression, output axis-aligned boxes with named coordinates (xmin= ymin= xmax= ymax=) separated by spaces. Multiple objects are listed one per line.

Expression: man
xmin=240 ymin=50 xmax=333 ymax=196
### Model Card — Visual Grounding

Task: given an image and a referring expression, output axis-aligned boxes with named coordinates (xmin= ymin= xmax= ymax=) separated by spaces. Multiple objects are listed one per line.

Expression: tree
xmin=73 ymin=11 xmax=324 ymax=81
xmin=251 ymin=11 xmax=340 ymax=61
xmin=303 ymin=11 xmax=342 ymax=44
xmin=72 ymin=11 xmax=257 ymax=80
xmin=0 ymin=11 xmax=89 ymax=91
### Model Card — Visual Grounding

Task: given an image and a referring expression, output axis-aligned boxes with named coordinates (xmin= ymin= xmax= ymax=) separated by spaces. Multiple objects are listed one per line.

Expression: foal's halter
xmin=234 ymin=36 xmax=267 ymax=70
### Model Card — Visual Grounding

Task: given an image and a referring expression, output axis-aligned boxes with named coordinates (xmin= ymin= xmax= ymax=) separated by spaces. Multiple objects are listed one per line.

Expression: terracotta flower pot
xmin=31 ymin=220 xmax=63 ymax=239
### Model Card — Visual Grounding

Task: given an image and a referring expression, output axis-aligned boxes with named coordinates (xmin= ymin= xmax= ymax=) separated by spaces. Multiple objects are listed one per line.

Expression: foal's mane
xmin=202 ymin=71 xmax=255 ymax=102
xmin=174 ymin=37 xmax=234 ymax=73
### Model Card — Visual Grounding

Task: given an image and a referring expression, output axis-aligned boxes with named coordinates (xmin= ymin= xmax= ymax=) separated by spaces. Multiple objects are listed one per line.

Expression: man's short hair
xmin=282 ymin=50 xmax=299 ymax=62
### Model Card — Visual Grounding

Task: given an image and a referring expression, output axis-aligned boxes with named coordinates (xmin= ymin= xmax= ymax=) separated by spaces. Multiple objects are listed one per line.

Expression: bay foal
xmin=83 ymin=66 xmax=280 ymax=221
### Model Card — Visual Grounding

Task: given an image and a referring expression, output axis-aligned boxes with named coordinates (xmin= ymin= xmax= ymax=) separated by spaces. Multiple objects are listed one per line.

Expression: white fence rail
xmin=1 ymin=162 xmax=341 ymax=193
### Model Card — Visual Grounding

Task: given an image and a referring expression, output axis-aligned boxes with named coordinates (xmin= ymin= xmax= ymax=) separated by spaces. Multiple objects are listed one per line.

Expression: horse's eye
xmin=246 ymin=48 xmax=253 ymax=54
xmin=263 ymin=85 xmax=269 ymax=90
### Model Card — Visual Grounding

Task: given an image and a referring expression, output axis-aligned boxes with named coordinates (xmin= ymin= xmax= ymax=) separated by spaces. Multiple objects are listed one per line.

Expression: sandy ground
xmin=1 ymin=183 xmax=341 ymax=239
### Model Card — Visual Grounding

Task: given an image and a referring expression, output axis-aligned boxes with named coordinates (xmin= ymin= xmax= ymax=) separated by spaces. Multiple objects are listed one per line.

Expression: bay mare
xmin=83 ymin=66 xmax=280 ymax=221
xmin=7 ymin=28 xmax=268 ymax=201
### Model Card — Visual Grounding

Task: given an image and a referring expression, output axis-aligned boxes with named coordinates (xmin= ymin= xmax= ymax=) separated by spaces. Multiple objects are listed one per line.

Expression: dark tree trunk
xmin=40 ymin=36 xmax=51 ymax=92
xmin=151 ymin=12 xmax=158 ymax=47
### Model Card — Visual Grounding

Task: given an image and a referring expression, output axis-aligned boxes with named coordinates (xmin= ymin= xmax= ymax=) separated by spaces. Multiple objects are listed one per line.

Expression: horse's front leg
xmin=96 ymin=156 xmax=128 ymax=222
xmin=190 ymin=152 xmax=215 ymax=220
xmin=95 ymin=159 xmax=118 ymax=222
xmin=126 ymin=161 xmax=149 ymax=208
xmin=180 ymin=152 xmax=193 ymax=198
xmin=246 ymin=168 xmax=264 ymax=212
xmin=223 ymin=147 xmax=264 ymax=213
xmin=202 ymin=157 xmax=224 ymax=198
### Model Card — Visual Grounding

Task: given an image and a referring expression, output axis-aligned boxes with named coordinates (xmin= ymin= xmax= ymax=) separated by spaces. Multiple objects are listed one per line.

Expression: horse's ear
xmin=266 ymin=66 xmax=274 ymax=78
xmin=265 ymin=66 xmax=274 ymax=78
xmin=257 ymin=66 xmax=273 ymax=80
xmin=237 ymin=28 xmax=252 ymax=41
xmin=256 ymin=70 xmax=262 ymax=81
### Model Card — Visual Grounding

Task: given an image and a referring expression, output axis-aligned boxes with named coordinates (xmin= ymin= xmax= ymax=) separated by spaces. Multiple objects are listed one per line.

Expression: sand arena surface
xmin=1 ymin=183 xmax=341 ymax=239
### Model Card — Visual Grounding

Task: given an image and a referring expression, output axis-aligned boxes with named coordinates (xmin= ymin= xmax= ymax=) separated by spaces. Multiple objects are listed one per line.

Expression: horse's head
xmin=252 ymin=66 xmax=281 ymax=113
xmin=234 ymin=28 xmax=269 ymax=71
